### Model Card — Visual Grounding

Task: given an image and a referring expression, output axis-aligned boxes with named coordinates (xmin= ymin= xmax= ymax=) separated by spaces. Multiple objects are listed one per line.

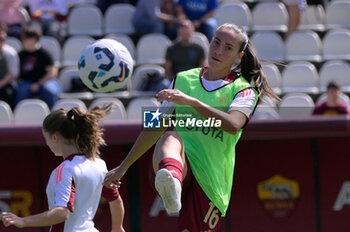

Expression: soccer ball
xmin=78 ymin=39 xmax=133 ymax=93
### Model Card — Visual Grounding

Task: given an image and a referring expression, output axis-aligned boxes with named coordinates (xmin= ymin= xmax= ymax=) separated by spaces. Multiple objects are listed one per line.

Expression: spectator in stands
xmin=0 ymin=0 xmax=25 ymax=38
xmin=27 ymin=0 xmax=70 ymax=42
xmin=132 ymin=0 xmax=180 ymax=39
xmin=307 ymin=0 xmax=327 ymax=9
xmin=165 ymin=20 xmax=207 ymax=80
xmin=97 ymin=0 xmax=132 ymax=13
xmin=0 ymin=22 xmax=20 ymax=109
xmin=15 ymin=25 xmax=62 ymax=109
xmin=162 ymin=0 xmax=179 ymax=40
xmin=282 ymin=0 xmax=304 ymax=39
xmin=313 ymin=81 xmax=350 ymax=115
xmin=176 ymin=0 xmax=218 ymax=41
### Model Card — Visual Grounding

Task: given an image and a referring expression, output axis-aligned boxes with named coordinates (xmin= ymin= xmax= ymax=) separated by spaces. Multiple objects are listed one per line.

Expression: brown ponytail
xmin=240 ymin=40 xmax=280 ymax=102
xmin=43 ymin=103 xmax=115 ymax=159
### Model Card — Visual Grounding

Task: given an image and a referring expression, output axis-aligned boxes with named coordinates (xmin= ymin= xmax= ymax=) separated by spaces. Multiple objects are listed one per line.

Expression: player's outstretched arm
xmin=109 ymin=196 xmax=125 ymax=232
xmin=1 ymin=207 xmax=69 ymax=228
xmin=104 ymin=128 xmax=166 ymax=187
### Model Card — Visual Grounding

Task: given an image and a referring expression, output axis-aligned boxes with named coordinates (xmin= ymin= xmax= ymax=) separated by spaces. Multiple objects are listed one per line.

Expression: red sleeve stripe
xmin=59 ymin=164 xmax=65 ymax=183
xmin=241 ymin=89 xmax=252 ymax=98
xmin=55 ymin=164 xmax=66 ymax=185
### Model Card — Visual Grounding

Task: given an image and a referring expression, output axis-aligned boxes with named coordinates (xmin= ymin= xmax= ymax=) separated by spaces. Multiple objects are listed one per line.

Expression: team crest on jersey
xmin=218 ymin=96 xmax=227 ymax=104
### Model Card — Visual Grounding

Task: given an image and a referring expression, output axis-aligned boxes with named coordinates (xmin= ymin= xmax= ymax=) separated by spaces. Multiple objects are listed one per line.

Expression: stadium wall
xmin=1 ymin=116 xmax=350 ymax=232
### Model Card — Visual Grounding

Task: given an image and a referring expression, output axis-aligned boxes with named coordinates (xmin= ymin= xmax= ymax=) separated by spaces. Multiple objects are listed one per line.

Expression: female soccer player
xmin=1 ymin=104 xmax=125 ymax=232
xmin=104 ymin=23 xmax=279 ymax=231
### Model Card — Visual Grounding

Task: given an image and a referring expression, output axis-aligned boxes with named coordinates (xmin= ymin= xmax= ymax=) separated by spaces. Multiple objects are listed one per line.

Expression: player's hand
xmin=157 ymin=89 xmax=197 ymax=106
xmin=104 ymin=166 xmax=124 ymax=189
xmin=1 ymin=212 xmax=25 ymax=228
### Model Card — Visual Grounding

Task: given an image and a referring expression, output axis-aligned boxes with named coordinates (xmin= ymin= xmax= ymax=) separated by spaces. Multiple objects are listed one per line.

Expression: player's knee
xmin=159 ymin=131 xmax=183 ymax=145
xmin=155 ymin=131 xmax=184 ymax=156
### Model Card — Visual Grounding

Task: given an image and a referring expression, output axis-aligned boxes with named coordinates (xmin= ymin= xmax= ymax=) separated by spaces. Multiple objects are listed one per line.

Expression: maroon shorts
xmin=150 ymin=156 xmax=225 ymax=232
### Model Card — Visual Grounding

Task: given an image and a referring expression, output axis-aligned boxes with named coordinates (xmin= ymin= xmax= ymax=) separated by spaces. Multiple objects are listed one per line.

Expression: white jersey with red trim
xmin=46 ymin=154 xmax=108 ymax=232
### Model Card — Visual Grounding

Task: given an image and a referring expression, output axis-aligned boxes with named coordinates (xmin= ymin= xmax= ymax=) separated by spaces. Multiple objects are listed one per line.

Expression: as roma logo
xmin=257 ymin=175 xmax=300 ymax=221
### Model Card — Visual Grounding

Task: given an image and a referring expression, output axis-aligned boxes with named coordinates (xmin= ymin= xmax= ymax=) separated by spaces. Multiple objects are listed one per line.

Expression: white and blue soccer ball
xmin=78 ymin=39 xmax=133 ymax=93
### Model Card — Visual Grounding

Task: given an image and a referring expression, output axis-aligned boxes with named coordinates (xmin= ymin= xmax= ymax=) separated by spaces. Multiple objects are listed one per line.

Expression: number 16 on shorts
xmin=203 ymin=202 xmax=219 ymax=230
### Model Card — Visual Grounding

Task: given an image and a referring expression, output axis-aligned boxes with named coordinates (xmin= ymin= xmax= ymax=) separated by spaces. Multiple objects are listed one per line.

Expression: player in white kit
xmin=1 ymin=104 xmax=125 ymax=232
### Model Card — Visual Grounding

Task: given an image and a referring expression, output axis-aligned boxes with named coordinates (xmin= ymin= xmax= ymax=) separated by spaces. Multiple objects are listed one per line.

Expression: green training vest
xmin=174 ymin=68 xmax=258 ymax=216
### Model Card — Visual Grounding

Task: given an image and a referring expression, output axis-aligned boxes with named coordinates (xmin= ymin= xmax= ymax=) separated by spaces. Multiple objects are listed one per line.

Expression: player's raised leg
xmin=152 ymin=131 xmax=187 ymax=214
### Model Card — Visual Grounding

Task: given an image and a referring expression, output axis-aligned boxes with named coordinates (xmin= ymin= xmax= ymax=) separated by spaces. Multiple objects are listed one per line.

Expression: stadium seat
xmin=92 ymin=90 xmax=131 ymax=100
xmin=17 ymin=6 xmax=30 ymax=25
xmin=61 ymin=36 xmax=94 ymax=67
xmin=259 ymin=96 xmax=278 ymax=108
xmin=58 ymin=67 xmax=80 ymax=92
xmin=51 ymin=98 xmax=87 ymax=111
xmin=285 ymin=31 xmax=322 ymax=62
xmin=298 ymin=5 xmax=326 ymax=31
xmin=104 ymin=4 xmax=136 ymax=35
xmin=67 ymin=4 xmax=103 ymax=36
xmin=131 ymin=64 xmax=165 ymax=96
xmin=251 ymin=31 xmax=284 ymax=62
xmin=252 ymin=2 xmax=288 ymax=32
xmin=126 ymin=97 xmax=160 ymax=121
xmin=5 ymin=37 xmax=22 ymax=52
xmin=316 ymin=92 xmax=350 ymax=108
xmin=136 ymin=33 xmax=172 ymax=65
xmin=323 ymin=29 xmax=350 ymax=60
xmin=278 ymin=93 xmax=315 ymax=118
xmin=319 ymin=60 xmax=350 ymax=93
xmin=261 ymin=62 xmax=282 ymax=95
xmin=14 ymin=99 xmax=50 ymax=123
xmin=58 ymin=67 xmax=94 ymax=100
xmin=192 ymin=32 xmax=210 ymax=59
xmin=89 ymin=97 xmax=127 ymax=121
xmin=105 ymin=34 xmax=136 ymax=61
xmin=40 ymin=36 xmax=61 ymax=67
xmin=281 ymin=61 xmax=319 ymax=94
xmin=325 ymin=1 xmax=350 ymax=29
xmin=215 ymin=2 xmax=252 ymax=32
xmin=0 ymin=100 xmax=13 ymax=123
xmin=252 ymin=104 xmax=280 ymax=120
